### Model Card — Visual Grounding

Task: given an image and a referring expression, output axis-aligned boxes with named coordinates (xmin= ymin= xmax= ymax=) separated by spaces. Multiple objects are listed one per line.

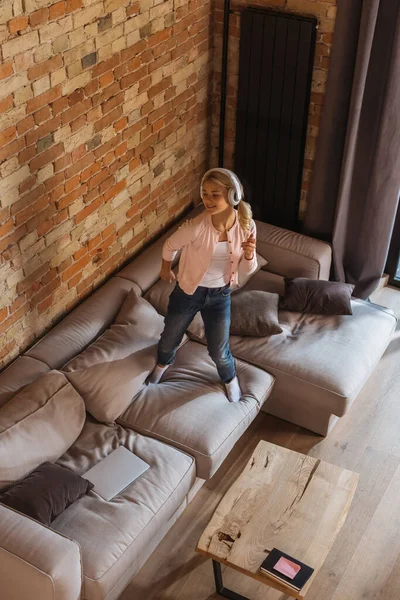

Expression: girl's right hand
xmin=160 ymin=268 xmax=176 ymax=283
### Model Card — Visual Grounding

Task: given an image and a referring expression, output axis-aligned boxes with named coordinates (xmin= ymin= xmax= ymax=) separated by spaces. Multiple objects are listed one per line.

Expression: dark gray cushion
xmin=280 ymin=278 xmax=354 ymax=315
xmin=0 ymin=462 xmax=93 ymax=526
xmin=230 ymin=291 xmax=283 ymax=337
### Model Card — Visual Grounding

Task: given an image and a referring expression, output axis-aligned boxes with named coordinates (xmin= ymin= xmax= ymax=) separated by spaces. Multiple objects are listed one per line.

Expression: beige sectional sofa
xmin=0 ymin=204 xmax=396 ymax=600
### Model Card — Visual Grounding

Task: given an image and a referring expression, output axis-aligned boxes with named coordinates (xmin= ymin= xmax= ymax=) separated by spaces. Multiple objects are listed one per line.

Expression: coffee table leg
xmin=212 ymin=560 xmax=250 ymax=600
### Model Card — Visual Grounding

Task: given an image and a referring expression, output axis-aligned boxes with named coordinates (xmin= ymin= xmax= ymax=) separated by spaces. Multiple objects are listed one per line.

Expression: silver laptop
xmin=84 ymin=446 xmax=150 ymax=501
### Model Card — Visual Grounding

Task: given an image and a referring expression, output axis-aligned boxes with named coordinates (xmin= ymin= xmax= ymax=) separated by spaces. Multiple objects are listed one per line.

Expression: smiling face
xmin=201 ymin=178 xmax=231 ymax=215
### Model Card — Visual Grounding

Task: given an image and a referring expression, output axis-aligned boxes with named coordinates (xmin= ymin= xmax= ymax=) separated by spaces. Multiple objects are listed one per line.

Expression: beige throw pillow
xmin=0 ymin=371 xmax=86 ymax=491
xmin=64 ymin=290 xmax=164 ymax=425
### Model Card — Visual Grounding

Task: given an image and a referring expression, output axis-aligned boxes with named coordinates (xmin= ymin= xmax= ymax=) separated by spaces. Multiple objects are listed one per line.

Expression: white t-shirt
xmin=199 ymin=241 xmax=231 ymax=288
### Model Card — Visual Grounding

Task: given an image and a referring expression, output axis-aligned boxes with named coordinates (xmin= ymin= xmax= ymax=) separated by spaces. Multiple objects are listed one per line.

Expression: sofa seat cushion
xmin=229 ymin=299 xmax=396 ymax=418
xmin=117 ymin=341 xmax=275 ymax=479
xmin=53 ymin=417 xmax=195 ymax=600
xmin=64 ymin=291 xmax=165 ymax=425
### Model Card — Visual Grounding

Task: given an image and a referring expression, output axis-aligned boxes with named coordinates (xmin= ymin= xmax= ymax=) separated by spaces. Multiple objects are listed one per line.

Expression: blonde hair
xmin=203 ymin=170 xmax=253 ymax=231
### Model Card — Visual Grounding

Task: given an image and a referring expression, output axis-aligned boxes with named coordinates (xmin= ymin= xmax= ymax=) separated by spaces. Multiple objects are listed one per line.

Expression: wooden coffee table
xmin=196 ymin=441 xmax=359 ymax=599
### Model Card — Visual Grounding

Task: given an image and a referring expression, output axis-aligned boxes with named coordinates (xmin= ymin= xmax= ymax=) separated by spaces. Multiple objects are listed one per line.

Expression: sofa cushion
xmin=230 ymin=290 xmax=283 ymax=337
xmin=25 ymin=277 xmax=140 ymax=369
xmin=0 ymin=462 xmax=93 ymax=526
xmin=64 ymin=290 xmax=164 ymax=425
xmin=229 ymin=299 xmax=396 ymax=420
xmin=117 ymin=341 xmax=275 ymax=479
xmin=281 ymin=278 xmax=354 ymax=315
xmin=241 ymin=268 xmax=286 ymax=296
xmin=0 ymin=371 xmax=85 ymax=490
xmin=0 ymin=356 xmax=50 ymax=409
xmin=53 ymin=417 xmax=195 ymax=600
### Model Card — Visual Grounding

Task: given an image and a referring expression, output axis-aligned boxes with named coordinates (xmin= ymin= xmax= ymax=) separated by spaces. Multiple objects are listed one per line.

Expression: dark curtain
xmin=304 ymin=0 xmax=400 ymax=299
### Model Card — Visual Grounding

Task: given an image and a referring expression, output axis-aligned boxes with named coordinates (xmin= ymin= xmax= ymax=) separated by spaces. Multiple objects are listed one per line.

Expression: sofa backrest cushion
xmin=25 ymin=278 xmax=140 ymax=370
xmin=0 ymin=371 xmax=86 ymax=491
xmin=63 ymin=290 xmax=165 ymax=425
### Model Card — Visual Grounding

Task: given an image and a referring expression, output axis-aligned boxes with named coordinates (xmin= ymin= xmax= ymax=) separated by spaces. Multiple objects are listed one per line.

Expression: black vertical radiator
xmin=233 ymin=8 xmax=317 ymax=230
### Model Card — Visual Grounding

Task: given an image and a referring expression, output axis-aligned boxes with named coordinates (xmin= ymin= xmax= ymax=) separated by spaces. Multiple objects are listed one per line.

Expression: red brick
xmin=38 ymin=295 xmax=53 ymax=313
xmin=19 ymin=175 xmax=37 ymax=194
xmin=92 ymin=82 xmax=120 ymax=108
xmin=30 ymin=8 xmax=49 ymax=27
xmin=17 ymin=115 xmax=35 ymax=136
xmin=0 ymin=219 xmax=13 ymax=239
xmin=57 ymin=187 xmax=84 ymax=210
xmin=54 ymin=154 xmax=71 ymax=172
xmin=66 ymin=0 xmax=82 ymax=12
xmin=121 ymin=41 xmax=146 ymax=64
xmin=115 ymin=141 xmax=127 ymax=158
xmin=102 ymin=92 xmax=123 ymax=115
xmin=94 ymin=106 xmax=123 ymax=132
xmin=102 ymin=150 xmax=115 ymax=166
xmin=71 ymin=144 xmax=86 ymax=164
xmin=120 ymin=66 xmax=148 ymax=90
xmin=81 ymin=161 xmax=101 ymax=182
xmin=49 ymin=183 xmax=65 ymax=203
xmin=147 ymin=28 xmax=172 ymax=49
xmin=126 ymin=1 xmax=139 ymax=17
xmin=0 ymin=224 xmax=27 ymax=253
xmin=44 ymin=172 xmax=64 ymax=192
xmin=0 ymin=126 xmax=17 ymax=148
xmin=28 ymin=55 xmax=63 ymax=81
xmin=11 ymin=184 xmax=45 ymax=216
xmin=26 ymin=115 xmax=61 ymax=146
xmin=99 ymin=176 xmax=114 ymax=194
xmin=71 ymin=114 xmax=87 ymax=132
xmin=68 ymin=88 xmax=84 ymax=107
xmin=62 ymin=98 xmax=91 ymax=125
xmin=29 ymin=143 xmax=63 ymax=172
xmin=92 ymin=54 xmax=120 ymax=79
xmin=27 ymin=86 xmax=61 ymax=114
xmin=94 ymin=133 xmax=121 ymax=159
xmin=99 ymin=71 xmax=114 ymax=88
xmin=31 ymin=277 xmax=61 ymax=307
xmin=0 ymin=95 xmax=13 ymax=114
xmin=84 ymin=79 xmax=99 ymax=97
xmin=1 ymin=137 xmax=24 ymax=162
xmin=65 ymin=151 xmax=94 ymax=179
xmin=103 ymin=179 xmax=125 ymax=202
xmin=0 ymin=63 xmax=13 ymax=81
xmin=49 ymin=1 xmax=66 ymax=20
xmin=87 ymin=167 xmax=109 ymax=190
xmin=8 ymin=16 xmax=29 ymax=34
xmin=74 ymin=197 xmax=102 ymax=225
xmin=122 ymin=117 xmax=147 ymax=141
xmin=51 ymin=97 xmax=68 ymax=116
xmin=114 ymin=116 xmax=127 ymax=132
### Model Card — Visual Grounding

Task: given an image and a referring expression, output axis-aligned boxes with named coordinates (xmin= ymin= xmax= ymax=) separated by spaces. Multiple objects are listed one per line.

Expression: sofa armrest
xmin=255 ymin=220 xmax=332 ymax=280
xmin=0 ymin=504 xmax=82 ymax=600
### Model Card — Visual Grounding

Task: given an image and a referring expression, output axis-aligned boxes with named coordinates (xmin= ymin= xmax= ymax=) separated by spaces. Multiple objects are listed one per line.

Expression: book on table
xmin=260 ymin=548 xmax=314 ymax=591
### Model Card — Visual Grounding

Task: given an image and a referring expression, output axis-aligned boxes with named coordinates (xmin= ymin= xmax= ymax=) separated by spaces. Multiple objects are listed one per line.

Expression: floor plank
xmin=121 ymin=288 xmax=400 ymax=600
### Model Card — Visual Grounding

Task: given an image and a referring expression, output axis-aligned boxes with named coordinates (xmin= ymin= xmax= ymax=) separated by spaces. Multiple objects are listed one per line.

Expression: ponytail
xmin=237 ymin=200 xmax=252 ymax=232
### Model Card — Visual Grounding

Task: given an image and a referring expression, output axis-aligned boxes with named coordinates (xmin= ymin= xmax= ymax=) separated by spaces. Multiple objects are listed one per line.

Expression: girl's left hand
xmin=242 ymin=236 xmax=256 ymax=260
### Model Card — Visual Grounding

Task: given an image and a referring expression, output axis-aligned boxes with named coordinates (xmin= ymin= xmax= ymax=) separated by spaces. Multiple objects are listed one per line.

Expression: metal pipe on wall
xmin=218 ymin=0 xmax=231 ymax=167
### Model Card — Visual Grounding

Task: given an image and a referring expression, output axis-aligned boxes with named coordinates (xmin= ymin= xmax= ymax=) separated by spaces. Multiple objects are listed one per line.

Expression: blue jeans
xmin=158 ymin=283 xmax=235 ymax=383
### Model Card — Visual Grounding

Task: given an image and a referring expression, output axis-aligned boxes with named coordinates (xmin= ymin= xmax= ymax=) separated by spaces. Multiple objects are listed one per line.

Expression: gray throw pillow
xmin=230 ymin=291 xmax=283 ymax=337
xmin=280 ymin=278 xmax=354 ymax=315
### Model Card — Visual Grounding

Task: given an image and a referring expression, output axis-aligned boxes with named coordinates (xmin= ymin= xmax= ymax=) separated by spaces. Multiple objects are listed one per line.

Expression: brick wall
xmin=211 ymin=0 xmax=337 ymax=218
xmin=0 ymin=0 xmax=212 ymax=368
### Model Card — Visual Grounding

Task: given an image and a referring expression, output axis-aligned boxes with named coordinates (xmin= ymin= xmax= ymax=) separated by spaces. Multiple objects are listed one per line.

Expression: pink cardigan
xmin=162 ymin=210 xmax=258 ymax=295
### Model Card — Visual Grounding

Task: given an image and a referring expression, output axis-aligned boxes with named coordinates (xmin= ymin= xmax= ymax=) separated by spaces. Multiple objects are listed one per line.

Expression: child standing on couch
xmin=148 ymin=168 xmax=257 ymax=402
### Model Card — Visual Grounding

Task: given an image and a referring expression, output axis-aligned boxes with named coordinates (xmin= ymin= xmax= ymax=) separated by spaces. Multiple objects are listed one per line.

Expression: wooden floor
xmin=121 ymin=287 xmax=400 ymax=600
